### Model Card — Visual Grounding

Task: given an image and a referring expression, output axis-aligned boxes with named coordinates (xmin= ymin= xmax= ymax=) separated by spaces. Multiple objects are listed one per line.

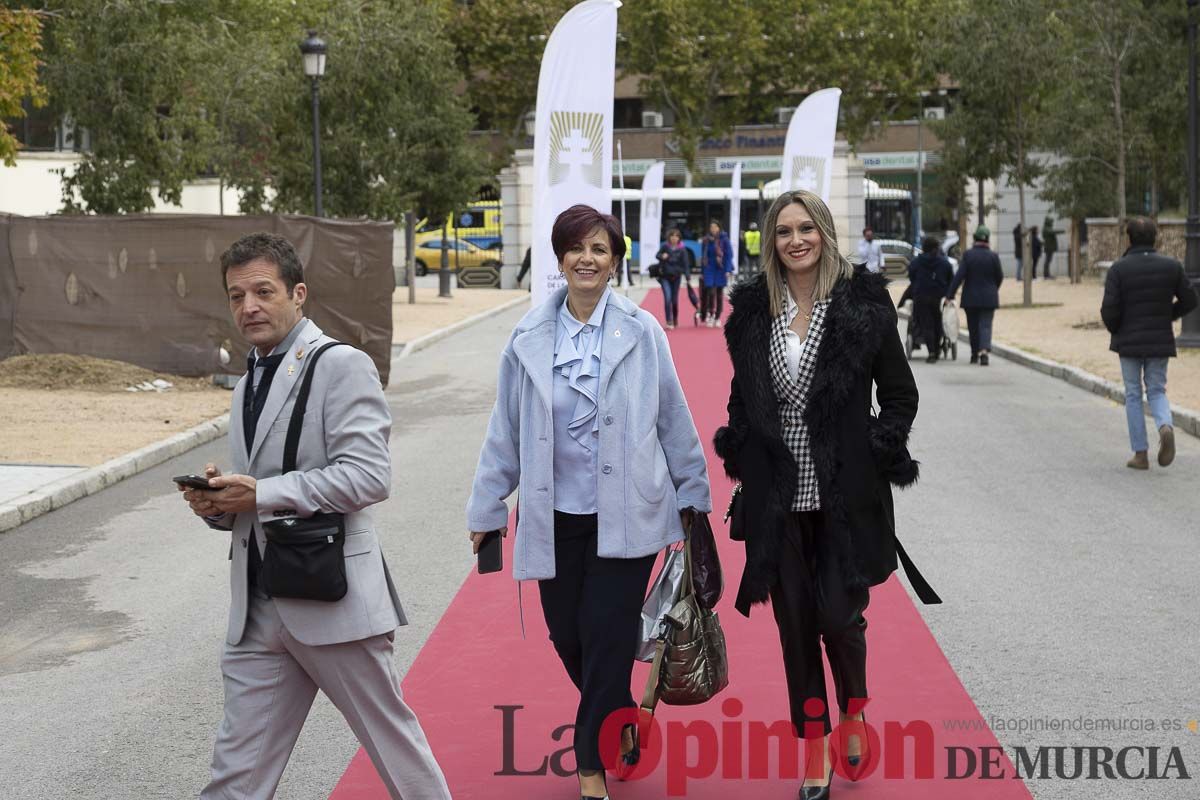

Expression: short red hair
xmin=551 ymin=204 xmax=626 ymax=264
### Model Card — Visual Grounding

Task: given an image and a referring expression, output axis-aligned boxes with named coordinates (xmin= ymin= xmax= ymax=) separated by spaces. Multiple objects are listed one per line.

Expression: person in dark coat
xmin=1013 ymin=222 xmax=1024 ymax=280
xmin=1100 ymin=216 xmax=1198 ymax=470
xmin=1042 ymin=215 xmax=1059 ymax=279
xmin=906 ymin=236 xmax=954 ymax=363
xmin=946 ymin=225 xmax=1005 ymax=365
xmin=1029 ymin=226 xmax=1042 ymax=277
xmin=654 ymin=227 xmax=690 ymax=328
xmin=714 ymin=189 xmax=938 ymax=800
xmin=701 ymin=219 xmax=735 ymax=326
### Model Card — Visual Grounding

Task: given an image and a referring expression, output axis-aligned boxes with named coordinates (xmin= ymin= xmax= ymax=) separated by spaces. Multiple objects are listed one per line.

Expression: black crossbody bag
xmin=259 ymin=342 xmax=350 ymax=602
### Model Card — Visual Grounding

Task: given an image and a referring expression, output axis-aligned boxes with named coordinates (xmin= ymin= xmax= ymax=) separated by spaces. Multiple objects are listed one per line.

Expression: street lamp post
xmin=299 ymin=31 xmax=327 ymax=218
xmin=914 ymin=91 xmax=929 ymax=246
xmin=1181 ymin=0 xmax=1200 ymax=347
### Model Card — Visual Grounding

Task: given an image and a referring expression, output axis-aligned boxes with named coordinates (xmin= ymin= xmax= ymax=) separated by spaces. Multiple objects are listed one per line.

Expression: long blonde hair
xmin=761 ymin=190 xmax=854 ymax=317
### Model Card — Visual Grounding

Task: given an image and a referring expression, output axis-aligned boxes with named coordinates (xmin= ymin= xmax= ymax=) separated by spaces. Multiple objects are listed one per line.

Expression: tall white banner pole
xmin=531 ymin=0 xmax=621 ymax=308
xmin=730 ymin=161 xmax=743 ymax=274
xmin=617 ymin=139 xmax=629 ymax=291
xmin=638 ymin=161 xmax=665 ymax=276
xmin=780 ymin=88 xmax=842 ymax=202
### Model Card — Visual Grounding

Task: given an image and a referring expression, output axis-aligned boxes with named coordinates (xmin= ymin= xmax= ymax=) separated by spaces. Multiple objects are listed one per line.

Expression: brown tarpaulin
xmin=0 ymin=214 xmax=395 ymax=385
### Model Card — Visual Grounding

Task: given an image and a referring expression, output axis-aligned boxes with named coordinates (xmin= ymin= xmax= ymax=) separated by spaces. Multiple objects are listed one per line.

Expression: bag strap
xmin=895 ymin=534 xmax=942 ymax=605
xmin=639 ymin=637 xmax=667 ymax=718
xmin=281 ymin=342 xmax=349 ymax=474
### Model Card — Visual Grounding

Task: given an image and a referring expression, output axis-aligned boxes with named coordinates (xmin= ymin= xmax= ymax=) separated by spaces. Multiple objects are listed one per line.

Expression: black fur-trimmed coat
xmin=714 ymin=269 xmax=922 ymax=617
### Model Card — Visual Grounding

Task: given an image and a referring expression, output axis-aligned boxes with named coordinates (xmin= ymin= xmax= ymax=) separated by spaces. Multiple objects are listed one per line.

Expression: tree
xmin=245 ymin=0 xmax=488 ymax=222
xmin=0 ymin=7 xmax=48 ymax=166
xmin=936 ymin=0 xmax=1062 ymax=306
xmin=441 ymin=0 xmax=573 ymax=166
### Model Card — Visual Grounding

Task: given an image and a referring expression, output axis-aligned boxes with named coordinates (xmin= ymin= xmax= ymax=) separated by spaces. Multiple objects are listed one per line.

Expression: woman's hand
xmin=680 ymin=508 xmax=696 ymax=530
xmin=468 ymin=527 xmax=508 ymax=554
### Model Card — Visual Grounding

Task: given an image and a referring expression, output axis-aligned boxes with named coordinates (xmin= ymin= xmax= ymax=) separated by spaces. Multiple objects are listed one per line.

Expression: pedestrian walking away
xmin=702 ymin=219 xmax=735 ymax=326
xmin=1012 ymin=222 xmax=1024 ymax=281
xmin=946 ymin=226 xmax=1004 ymax=365
xmin=856 ymin=226 xmax=884 ymax=274
xmin=714 ymin=189 xmax=938 ymax=800
xmin=516 ymin=245 xmax=533 ymax=289
xmin=654 ymin=227 xmax=690 ymax=329
xmin=1100 ymin=216 xmax=1198 ymax=470
xmin=906 ymin=236 xmax=954 ymax=363
xmin=178 ymin=232 xmax=451 ymax=800
xmin=1042 ymin=215 xmax=1060 ymax=279
xmin=744 ymin=222 xmax=762 ymax=273
xmin=1029 ymin=226 xmax=1042 ymax=279
xmin=466 ymin=204 xmax=712 ymax=800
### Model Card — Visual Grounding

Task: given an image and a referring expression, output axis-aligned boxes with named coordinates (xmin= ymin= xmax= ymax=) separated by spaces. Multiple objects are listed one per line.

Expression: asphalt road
xmin=1 ymin=291 xmax=1197 ymax=799
xmin=0 ymin=300 xmax=532 ymax=799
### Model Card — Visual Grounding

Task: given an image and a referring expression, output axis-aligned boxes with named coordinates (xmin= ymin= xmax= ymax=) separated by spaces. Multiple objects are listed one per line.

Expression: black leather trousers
xmin=769 ymin=511 xmax=870 ymax=738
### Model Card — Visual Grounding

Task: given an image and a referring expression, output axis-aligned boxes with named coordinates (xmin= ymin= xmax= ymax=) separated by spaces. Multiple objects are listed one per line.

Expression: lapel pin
xmin=295 ymin=347 xmax=305 ymax=359
xmin=287 ymin=364 xmax=295 ymax=376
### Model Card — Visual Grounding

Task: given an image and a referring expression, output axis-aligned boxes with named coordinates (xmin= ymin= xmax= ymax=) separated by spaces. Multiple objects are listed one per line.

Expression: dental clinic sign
xmin=860 ymin=151 xmax=931 ymax=171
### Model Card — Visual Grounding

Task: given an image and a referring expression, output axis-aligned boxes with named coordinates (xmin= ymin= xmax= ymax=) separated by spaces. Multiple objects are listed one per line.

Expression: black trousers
xmin=703 ymin=285 xmax=725 ymax=319
xmin=769 ymin=511 xmax=869 ymax=738
xmin=538 ymin=511 xmax=656 ymax=771
xmin=913 ymin=295 xmax=942 ymax=359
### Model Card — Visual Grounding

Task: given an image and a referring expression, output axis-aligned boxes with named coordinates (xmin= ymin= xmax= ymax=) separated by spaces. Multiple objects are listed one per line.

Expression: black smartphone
xmin=173 ymin=474 xmax=215 ymax=491
xmin=477 ymin=530 xmax=503 ymax=574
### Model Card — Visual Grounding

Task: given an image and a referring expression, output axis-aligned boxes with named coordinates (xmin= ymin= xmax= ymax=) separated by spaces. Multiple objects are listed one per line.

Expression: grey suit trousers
xmin=201 ymin=595 xmax=450 ymax=800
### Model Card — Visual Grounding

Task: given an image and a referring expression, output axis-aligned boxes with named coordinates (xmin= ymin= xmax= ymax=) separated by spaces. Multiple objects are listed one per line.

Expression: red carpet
xmin=330 ymin=289 xmax=1032 ymax=799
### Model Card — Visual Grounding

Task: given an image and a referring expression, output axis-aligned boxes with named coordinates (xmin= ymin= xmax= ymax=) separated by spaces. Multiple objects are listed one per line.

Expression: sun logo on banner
xmin=790 ymin=155 xmax=827 ymax=193
xmin=549 ymin=111 xmax=605 ymax=188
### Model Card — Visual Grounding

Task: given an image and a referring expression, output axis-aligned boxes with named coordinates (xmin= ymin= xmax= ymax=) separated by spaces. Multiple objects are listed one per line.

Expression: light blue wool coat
xmin=467 ymin=287 xmax=712 ymax=580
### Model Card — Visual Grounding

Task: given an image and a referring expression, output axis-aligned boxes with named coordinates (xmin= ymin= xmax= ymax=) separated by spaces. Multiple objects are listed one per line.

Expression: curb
xmin=897 ymin=307 xmax=1200 ymax=439
xmin=0 ymin=295 xmax=530 ymax=536
xmin=394 ymin=294 xmax=529 ymax=360
xmin=0 ymin=414 xmax=230 ymax=535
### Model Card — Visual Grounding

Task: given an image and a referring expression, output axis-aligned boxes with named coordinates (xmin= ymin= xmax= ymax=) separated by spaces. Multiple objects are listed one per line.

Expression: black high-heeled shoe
xmin=845 ymin=711 xmax=868 ymax=778
xmin=613 ymin=723 xmax=640 ymax=781
xmin=799 ymin=771 xmax=832 ymax=800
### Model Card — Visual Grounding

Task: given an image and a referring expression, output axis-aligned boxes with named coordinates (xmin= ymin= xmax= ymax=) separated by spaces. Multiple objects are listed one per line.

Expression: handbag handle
xmin=281 ymin=342 xmax=348 ymax=474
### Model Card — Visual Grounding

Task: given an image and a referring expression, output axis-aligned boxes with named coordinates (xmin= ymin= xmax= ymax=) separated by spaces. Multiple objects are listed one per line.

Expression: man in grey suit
xmin=179 ymin=232 xmax=450 ymax=799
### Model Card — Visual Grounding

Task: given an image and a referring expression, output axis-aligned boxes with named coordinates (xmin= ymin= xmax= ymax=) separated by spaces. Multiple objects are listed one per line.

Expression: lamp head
xmin=300 ymin=30 xmax=327 ymax=78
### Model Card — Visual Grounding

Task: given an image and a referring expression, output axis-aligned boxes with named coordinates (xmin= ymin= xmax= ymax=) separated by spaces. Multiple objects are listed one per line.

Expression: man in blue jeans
xmin=1101 ymin=217 xmax=1198 ymax=469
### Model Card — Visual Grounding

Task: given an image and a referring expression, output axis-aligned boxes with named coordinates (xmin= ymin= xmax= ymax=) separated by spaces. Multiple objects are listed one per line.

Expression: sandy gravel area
xmin=392 ymin=287 xmax=526 ymax=345
xmin=2 ymin=288 xmax=527 ymax=467
xmin=891 ymin=276 xmax=1200 ymax=411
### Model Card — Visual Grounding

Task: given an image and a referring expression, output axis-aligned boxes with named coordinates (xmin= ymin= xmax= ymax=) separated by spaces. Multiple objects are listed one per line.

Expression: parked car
xmin=876 ymin=238 xmax=958 ymax=277
xmin=412 ymin=235 xmax=502 ymax=275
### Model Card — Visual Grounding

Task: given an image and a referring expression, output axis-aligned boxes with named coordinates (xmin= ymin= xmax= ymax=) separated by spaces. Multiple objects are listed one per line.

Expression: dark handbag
xmin=639 ymin=526 xmax=729 ymax=713
xmin=724 ymin=483 xmax=747 ymax=542
xmin=259 ymin=342 xmax=350 ymax=602
xmin=688 ymin=511 xmax=723 ymax=609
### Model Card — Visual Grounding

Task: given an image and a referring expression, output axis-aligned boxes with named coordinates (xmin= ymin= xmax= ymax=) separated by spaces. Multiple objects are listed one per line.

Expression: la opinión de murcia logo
xmin=493 ymin=702 xmax=1193 ymax=796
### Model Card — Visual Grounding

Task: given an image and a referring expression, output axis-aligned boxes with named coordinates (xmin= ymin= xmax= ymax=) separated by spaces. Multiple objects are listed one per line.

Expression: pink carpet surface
xmin=330 ymin=288 xmax=1031 ymax=799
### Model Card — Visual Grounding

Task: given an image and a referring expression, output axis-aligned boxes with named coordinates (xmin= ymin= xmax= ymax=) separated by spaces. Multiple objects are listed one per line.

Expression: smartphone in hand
xmin=477 ymin=530 xmax=503 ymax=574
xmin=173 ymin=475 xmax=215 ymax=491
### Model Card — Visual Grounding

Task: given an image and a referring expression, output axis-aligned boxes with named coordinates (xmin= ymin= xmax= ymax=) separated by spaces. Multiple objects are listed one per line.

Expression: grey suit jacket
xmin=207 ymin=318 xmax=406 ymax=646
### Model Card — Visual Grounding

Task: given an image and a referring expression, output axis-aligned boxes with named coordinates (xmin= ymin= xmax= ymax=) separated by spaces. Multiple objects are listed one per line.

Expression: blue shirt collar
xmin=558 ymin=288 xmax=611 ymax=337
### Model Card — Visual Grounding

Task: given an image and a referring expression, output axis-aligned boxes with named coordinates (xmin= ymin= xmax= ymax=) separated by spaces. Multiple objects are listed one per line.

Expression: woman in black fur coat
xmin=714 ymin=190 xmax=938 ymax=800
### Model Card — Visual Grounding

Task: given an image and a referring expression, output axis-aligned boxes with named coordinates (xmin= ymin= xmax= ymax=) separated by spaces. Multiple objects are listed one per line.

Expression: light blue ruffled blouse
xmin=551 ymin=288 xmax=611 ymax=514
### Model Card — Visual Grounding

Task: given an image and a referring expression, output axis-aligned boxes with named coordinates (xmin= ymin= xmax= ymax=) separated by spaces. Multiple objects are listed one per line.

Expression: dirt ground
xmin=0 ymin=355 xmax=230 ymax=467
xmin=2 ymin=289 xmax=527 ymax=467
xmin=890 ymin=276 xmax=1200 ymax=411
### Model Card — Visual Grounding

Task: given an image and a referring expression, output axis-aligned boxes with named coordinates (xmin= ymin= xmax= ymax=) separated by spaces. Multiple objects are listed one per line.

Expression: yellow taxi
xmin=412 ymin=232 xmax=502 ymax=275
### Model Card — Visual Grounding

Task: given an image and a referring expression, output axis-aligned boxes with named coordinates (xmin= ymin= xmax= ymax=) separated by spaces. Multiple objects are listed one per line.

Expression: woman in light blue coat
xmin=467 ymin=204 xmax=711 ymax=800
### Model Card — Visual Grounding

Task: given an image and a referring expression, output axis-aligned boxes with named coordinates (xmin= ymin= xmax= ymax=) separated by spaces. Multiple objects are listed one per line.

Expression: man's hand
xmin=205 ymin=473 xmax=258 ymax=515
xmin=179 ymin=463 xmax=223 ymax=518
xmin=468 ymin=527 xmax=507 ymax=554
